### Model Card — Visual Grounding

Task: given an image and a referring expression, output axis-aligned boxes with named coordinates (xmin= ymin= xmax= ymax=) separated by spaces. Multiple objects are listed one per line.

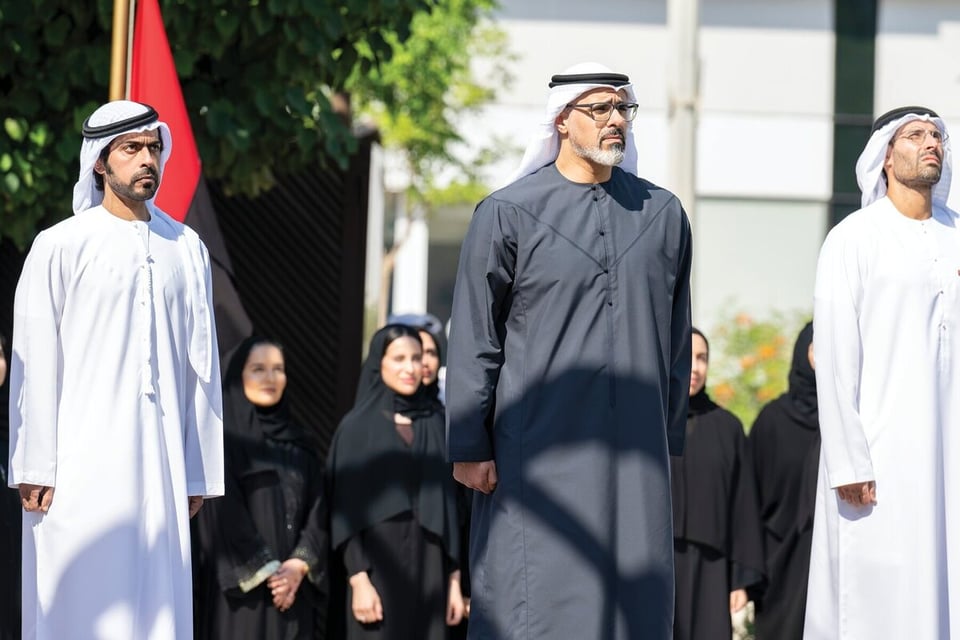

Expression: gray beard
xmin=917 ymin=164 xmax=942 ymax=184
xmin=572 ymin=139 xmax=625 ymax=167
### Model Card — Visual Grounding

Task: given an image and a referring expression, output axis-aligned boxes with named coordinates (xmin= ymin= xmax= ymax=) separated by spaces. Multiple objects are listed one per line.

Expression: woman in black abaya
xmin=748 ymin=322 xmax=819 ymax=640
xmin=0 ymin=332 xmax=21 ymax=640
xmin=671 ymin=328 xmax=765 ymax=640
xmin=193 ymin=337 xmax=328 ymax=639
xmin=327 ymin=324 xmax=463 ymax=639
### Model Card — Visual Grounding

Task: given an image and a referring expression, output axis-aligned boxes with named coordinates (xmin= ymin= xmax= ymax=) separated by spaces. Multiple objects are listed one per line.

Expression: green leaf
xmin=214 ymin=10 xmax=240 ymax=39
xmin=0 ymin=153 xmax=12 ymax=172
xmin=43 ymin=14 xmax=72 ymax=47
xmin=4 ymin=172 xmax=21 ymax=194
xmin=4 ymin=118 xmax=25 ymax=141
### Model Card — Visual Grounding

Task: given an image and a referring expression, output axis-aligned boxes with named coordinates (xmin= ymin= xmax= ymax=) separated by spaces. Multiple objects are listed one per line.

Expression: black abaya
xmin=671 ymin=391 xmax=765 ymax=640
xmin=327 ymin=325 xmax=459 ymax=640
xmin=193 ymin=337 xmax=328 ymax=640
xmin=0 ymin=348 xmax=19 ymax=640
xmin=748 ymin=322 xmax=819 ymax=640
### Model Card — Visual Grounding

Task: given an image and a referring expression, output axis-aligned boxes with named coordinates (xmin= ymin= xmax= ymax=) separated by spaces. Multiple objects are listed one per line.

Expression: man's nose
xmin=138 ymin=147 xmax=158 ymax=165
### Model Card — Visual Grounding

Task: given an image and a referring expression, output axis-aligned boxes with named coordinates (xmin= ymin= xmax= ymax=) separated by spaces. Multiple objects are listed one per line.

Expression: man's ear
xmin=555 ymin=113 xmax=568 ymax=135
xmin=94 ymin=158 xmax=106 ymax=176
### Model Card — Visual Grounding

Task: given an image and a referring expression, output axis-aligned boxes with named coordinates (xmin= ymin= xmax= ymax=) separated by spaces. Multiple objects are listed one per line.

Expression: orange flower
xmin=756 ymin=386 xmax=776 ymax=402
xmin=735 ymin=313 xmax=752 ymax=328
xmin=713 ymin=382 xmax=735 ymax=403
xmin=740 ymin=355 xmax=757 ymax=369
xmin=758 ymin=344 xmax=777 ymax=359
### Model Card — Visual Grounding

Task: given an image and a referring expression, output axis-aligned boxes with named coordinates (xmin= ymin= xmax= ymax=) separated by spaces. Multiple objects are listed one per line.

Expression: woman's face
xmin=381 ymin=336 xmax=423 ymax=396
xmin=689 ymin=333 xmax=709 ymax=397
xmin=419 ymin=330 xmax=440 ymax=386
xmin=242 ymin=344 xmax=287 ymax=408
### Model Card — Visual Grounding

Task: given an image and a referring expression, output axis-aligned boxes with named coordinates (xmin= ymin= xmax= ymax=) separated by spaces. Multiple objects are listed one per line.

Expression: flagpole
xmin=109 ymin=0 xmax=133 ymax=100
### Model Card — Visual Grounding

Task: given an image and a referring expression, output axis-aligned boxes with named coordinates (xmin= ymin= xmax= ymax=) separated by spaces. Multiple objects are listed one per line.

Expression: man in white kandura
xmin=8 ymin=100 xmax=224 ymax=640
xmin=805 ymin=106 xmax=958 ymax=639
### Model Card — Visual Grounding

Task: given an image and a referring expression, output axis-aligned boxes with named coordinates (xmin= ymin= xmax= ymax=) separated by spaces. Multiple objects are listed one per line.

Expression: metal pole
xmin=109 ymin=0 xmax=132 ymax=100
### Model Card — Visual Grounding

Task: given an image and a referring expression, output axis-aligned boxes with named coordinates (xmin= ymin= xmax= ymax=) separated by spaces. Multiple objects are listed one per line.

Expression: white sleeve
xmin=8 ymin=232 xmax=66 ymax=488
xmin=813 ymin=228 xmax=875 ymax=488
xmin=182 ymin=242 xmax=224 ymax=498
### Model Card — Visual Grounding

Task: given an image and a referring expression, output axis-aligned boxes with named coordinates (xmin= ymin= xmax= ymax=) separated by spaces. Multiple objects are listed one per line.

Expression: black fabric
xmin=673 ymin=541 xmax=731 ymax=640
xmin=81 ymin=103 xmax=158 ymax=138
xmin=193 ymin=340 xmax=328 ymax=640
xmin=748 ymin=322 xmax=820 ymax=640
xmin=327 ymin=325 xmax=459 ymax=638
xmin=341 ymin=514 xmax=448 ymax=640
xmin=783 ymin=322 xmax=818 ymax=428
xmin=328 ymin=324 xmax=458 ymax=554
xmin=0 ymin=483 xmax=18 ymax=640
xmin=446 ymin=163 xmax=692 ymax=639
xmin=220 ymin=336 xmax=306 ymax=445
xmin=671 ymin=391 xmax=765 ymax=640
xmin=183 ymin=179 xmax=253 ymax=358
xmin=403 ymin=317 xmax=445 ymax=407
xmin=0 ymin=336 xmax=19 ymax=640
xmin=871 ymin=105 xmax=939 ymax=133
xmin=549 ymin=72 xmax=630 ymax=88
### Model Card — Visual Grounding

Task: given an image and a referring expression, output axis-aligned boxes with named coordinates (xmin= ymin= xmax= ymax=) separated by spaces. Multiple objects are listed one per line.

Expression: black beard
xmin=104 ymin=164 xmax=159 ymax=202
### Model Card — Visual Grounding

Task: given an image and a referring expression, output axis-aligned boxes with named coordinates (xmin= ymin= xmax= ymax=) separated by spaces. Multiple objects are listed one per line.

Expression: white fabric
xmin=9 ymin=205 xmax=224 ymax=640
xmin=71 ymin=100 xmax=212 ymax=383
xmin=503 ymin=62 xmax=639 ymax=187
xmin=805 ymin=197 xmax=960 ymax=639
xmin=855 ymin=112 xmax=952 ymax=208
xmin=72 ymin=100 xmax=173 ymax=215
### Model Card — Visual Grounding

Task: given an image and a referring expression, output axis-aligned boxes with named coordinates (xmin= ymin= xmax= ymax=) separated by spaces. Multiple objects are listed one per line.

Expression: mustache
xmin=600 ymin=126 xmax=625 ymax=140
xmin=133 ymin=168 xmax=159 ymax=182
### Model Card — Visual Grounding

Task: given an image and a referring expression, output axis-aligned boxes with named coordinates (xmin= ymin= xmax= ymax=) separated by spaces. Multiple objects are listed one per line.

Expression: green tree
xmin=344 ymin=0 xmax=514 ymax=206
xmin=0 ymin=0 xmax=435 ymax=248
xmin=707 ymin=308 xmax=808 ymax=430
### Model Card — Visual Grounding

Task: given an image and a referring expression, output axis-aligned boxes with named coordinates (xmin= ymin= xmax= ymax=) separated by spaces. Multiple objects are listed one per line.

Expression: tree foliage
xmin=0 ymin=0 xmax=435 ymax=248
xmin=707 ymin=308 xmax=808 ymax=430
xmin=344 ymin=0 xmax=512 ymax=206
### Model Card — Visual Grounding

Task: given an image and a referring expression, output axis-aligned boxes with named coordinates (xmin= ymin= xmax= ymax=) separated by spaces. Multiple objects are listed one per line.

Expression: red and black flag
xmin=128 ymin=0 xmax=252 ymax=354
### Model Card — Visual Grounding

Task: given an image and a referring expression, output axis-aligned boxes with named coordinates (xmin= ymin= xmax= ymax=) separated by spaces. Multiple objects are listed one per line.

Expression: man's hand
xmin=837 ymin=481 xmax=876 ymax=507
xmin=453 ymin=461 xmax=498 ymax=494
xmin=19 ymin=484 xmax=55 ymax=513
xmin=350 ymin=571 xmax=384 ymax=625
xmin=188 ymin=495 xmax=204 ymax=518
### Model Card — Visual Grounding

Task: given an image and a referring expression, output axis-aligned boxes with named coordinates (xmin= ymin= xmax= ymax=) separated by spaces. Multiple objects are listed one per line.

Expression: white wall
xmin=437 ymin=0 xmax=960 ymax=331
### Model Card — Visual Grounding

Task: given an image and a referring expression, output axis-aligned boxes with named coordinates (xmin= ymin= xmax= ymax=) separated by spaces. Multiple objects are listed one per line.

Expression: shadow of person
xmin=329 ymin=365 xmax=677 ymax=639
xmin=462 ymin=367 xmax=676 ymax=639
xmin=22 ymin=514 xmax=195 ymax=638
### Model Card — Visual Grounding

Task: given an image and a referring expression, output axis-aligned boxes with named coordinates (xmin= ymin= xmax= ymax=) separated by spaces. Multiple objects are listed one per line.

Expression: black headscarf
xmin=782 ymin=321 xmax=817 ymax=429
xmin=414 ymin=323 xmax=445 ymax=408
xmin=688 ymin=327 xmax=718 ymax=417
xmin=328 ymin=324 xmax=458 ymax=555
xmin=222 ymin=336 xmax=306 ymax=444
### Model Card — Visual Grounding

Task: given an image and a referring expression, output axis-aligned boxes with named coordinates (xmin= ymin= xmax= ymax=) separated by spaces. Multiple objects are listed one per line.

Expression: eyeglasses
xmin=566 ymin=102 xmax=639 ymax=123
xmin=897 ymin=128 xmax=948 ymax=145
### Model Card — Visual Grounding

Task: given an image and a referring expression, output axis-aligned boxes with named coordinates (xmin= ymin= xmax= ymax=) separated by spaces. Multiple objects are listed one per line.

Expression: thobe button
xmin=599 ymin=230 xmax=605 ymax=236
xmin=603 ymin=268 xmax=609 ymax=274
xmin=607 ymin=301 xmax=613 ymax=306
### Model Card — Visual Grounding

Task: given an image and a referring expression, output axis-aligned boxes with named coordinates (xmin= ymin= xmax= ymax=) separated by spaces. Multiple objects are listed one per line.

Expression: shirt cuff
xmin=239 ymin=559 xmax=282 ymax=593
